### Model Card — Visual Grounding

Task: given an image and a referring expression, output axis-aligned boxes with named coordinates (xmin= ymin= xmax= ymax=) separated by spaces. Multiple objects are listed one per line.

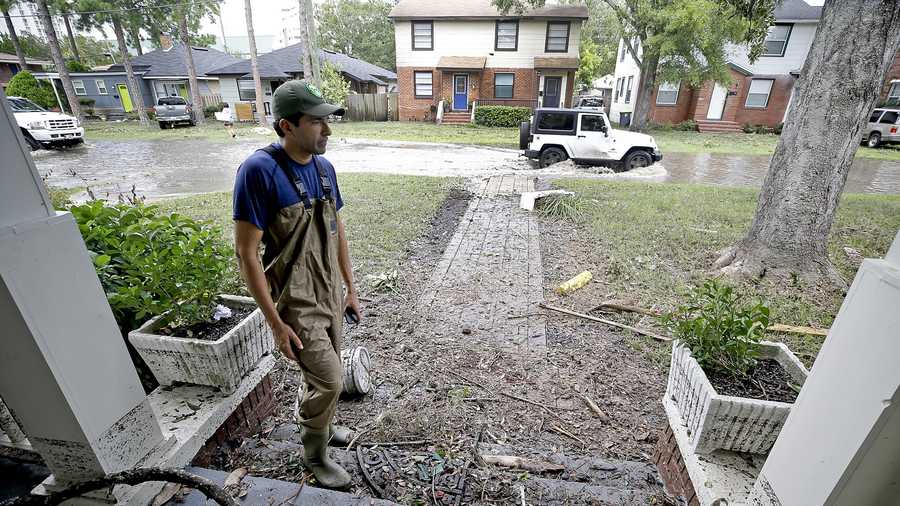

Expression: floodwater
xmin=32 ymin=137 xmax=900 ymax=200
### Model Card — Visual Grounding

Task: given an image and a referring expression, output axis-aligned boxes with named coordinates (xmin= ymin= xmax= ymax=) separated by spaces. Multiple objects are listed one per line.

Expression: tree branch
xmin=600 ymin=0 xmax=643 ymax=66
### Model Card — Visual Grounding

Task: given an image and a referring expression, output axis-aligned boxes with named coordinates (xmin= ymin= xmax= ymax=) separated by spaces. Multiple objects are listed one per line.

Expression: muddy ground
xmin=203 ymin=181 xmax=674 ymax=505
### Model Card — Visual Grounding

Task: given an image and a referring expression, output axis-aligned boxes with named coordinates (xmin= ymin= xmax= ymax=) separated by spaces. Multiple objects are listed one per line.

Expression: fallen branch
xmin=539 ymin=303 xmax=672 ymax=342
xmin=359 ymin=440 xmax=429 ymax=447
xmin=481 ymin=455 xmax=564 ymax=474
xmin=767 ymin=323 xmax=828 ymax=337
xmin=575 ymin=392 xmax=611 ymax=423
xmin=588 ymin=300 xmax=659 ymax=316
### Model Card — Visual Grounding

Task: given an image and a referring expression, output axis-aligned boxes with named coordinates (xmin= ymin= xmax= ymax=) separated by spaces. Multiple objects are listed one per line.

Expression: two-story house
xmin=389 ymin=0 xmax=588 ymax=122
xmin=610 ymin=0 xmax=823 ymax=132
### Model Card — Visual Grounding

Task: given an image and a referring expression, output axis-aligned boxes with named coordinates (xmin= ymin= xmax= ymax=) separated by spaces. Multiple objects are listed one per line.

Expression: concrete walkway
xmin=416 ymin=174 xmax=546 ymax=354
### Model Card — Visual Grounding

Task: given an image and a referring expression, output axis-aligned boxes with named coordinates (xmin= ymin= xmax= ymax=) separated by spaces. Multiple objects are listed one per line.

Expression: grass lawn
xmin=84 ymin=119 xmax=900 ymax=160
xmin=155 ymin=173 xmax=461 ymax=294
xmin=544 ymin=180 xmax=900 ymax=362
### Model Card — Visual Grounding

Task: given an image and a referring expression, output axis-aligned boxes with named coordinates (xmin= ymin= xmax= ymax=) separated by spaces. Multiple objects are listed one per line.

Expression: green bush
xmin=774 ymin=122 xmax=784 ymax=135
xmin=204 ymin=103 xmax=224 ymax=118
xmin=742 ymin=122 xmax=755 ymax=134
xmin=674 ymin=120 xmax=698 ymax=132
xmin=662 ymin=279 xmax=770 ymax=377
xmin=474 ymin=105 xmax=532 ymax=127
xmin=66 ymin=60 xmax=91 ymax=72
xmin=70 ymin=202 xmax=230 ymax=333
xmin=6 ymin=71 xmax=57 ymax=109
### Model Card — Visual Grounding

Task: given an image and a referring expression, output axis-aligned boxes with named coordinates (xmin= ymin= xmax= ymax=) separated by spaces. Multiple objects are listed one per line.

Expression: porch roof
xmin=533 ymin=57 xmax=579 ymax=70
xmin=437 ymin=56 xmax=487 ymax=71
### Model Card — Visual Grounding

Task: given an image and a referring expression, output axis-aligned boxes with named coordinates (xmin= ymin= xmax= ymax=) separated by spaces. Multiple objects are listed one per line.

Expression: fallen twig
xmin=549 ymin=425 xmax=589 ymax=447
xmin=481 ymin=455 xmax=564 ymax=474
xmin=539 ymin=303 xmax=671 ymax=341
xmin=575 ymin=392 xmax=611 ymax=423
xmin=507 ymin=312 xmax=548 ymax=320
xmin=446 ymin=369 xmax=559 ymax=413
xmin=588 ymin=300 xmax=659 ymax=316
xmin=360 ymin=440 xmax=429 ymax=447
xmin=767 ymin=323 xmax=828 ymax=337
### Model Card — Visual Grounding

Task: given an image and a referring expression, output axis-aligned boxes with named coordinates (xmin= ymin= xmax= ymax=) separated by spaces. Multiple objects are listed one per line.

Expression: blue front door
xmin=453 ymin=74 xmax=468 ymax=110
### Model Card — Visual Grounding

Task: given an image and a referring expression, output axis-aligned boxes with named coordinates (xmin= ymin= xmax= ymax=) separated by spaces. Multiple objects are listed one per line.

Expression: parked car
xmin=156 ymin=96 xmax=195 ymax=129
xmin=521 ymin=108 xmax=662 ymax=170
xmin=862 ymin=108 xmax=900 ymax=148
xmin=573 ymin=95 xmax=605 ymax=111
xmin=8 ymin=96 xmax=84 ymax=150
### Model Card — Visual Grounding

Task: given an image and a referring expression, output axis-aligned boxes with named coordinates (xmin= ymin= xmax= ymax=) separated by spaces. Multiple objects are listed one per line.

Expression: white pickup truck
xmin=521 ymin=108 xmax=662 ymax=170
xmin=8 ymin=96 xmax=84 ymax=150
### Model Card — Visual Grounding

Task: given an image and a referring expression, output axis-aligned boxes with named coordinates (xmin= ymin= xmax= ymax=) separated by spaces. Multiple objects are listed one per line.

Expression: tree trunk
xmin=244 ymin=0 xmax=267 ymax=127
xmin=715 ymin=0 xmax=900 ymax=287
xmin=3 ymin=7 xmax=28 ymax=70
xmin=178 ymin=10 xmax=205 ymax=125
xmin=131 ymin=26 xmax=143 ymax=55
xmin=63 ymin=14 xmax=80 ymax=62
xmin=630 ymin=51 xmax=658 ymax=132
xmin=112 ymin=15 xmax=149 ymax=126
xmin=297 ymin=0 xmax=321 ymax=86
xmin=218 ymin=12 xmax=229 ymax=53
xmin=35 ymin=0 xmax=81 ymax=119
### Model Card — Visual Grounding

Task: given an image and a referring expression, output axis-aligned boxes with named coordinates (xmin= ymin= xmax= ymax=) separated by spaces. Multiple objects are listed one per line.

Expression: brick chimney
xmin=159 ymin=34 xmax=174 ymax=50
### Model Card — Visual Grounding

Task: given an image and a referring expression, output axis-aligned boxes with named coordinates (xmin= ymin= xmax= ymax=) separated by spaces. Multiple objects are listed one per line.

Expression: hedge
xmin=473 ymin=105 xmax=532 ymax=127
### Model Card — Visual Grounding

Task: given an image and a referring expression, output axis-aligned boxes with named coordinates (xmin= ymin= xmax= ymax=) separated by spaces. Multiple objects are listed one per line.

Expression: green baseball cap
xmin=271 ymin=80 xmax=345 ymax=121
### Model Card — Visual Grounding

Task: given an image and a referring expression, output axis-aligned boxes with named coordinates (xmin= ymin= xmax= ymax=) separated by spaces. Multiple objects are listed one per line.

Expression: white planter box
xmin=666 ymin=340 xmax=809 ymax=455
xmin=129 ymin=295 xmax=273 ymax=393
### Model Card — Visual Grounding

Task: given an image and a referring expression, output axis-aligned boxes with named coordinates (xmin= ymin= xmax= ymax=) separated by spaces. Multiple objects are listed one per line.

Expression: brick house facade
xmin=879 ymin=50 xmax=900 ymax=106
xmin=390 ymin=1 xmax=587 ymax=122
xmin=610 ymin=0 xmax=821 ymax=132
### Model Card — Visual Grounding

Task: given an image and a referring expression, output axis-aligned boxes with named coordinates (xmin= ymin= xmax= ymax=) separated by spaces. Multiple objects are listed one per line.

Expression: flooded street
xmin=33 ymin=137 xmax=900 ymax=200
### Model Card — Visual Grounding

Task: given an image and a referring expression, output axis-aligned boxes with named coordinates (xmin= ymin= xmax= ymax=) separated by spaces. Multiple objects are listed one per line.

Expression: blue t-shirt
xmin=233 ymin=143 xmax=344 ymax=231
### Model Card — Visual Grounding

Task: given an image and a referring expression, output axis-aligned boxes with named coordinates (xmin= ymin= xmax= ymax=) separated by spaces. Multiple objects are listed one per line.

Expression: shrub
xmin=662 ymin=279 xmax=770 ymax=377
xmin=754 ymin=124 xmax=772 ymax=135
xmin=6 ymin=70 xmax=57 ymax=109
xmin=66 ymin=60 xmax=91 ymax=72
xmin=69 ymin=202 xmax=230 ymax=333
xmin=774 ymin=122 xmax=784 ymax=135
xmin=320 ymin=60 xmax=350 ymax=106
xmin=674 ymin=120 xmax=698 ymax=132
xmin=473 ymin=105 xmax=532 ymax=127
xmin=204 ymin=103 xmax=224 ymax=118
xmin=742 ymin=122 xmax=755 ymax=134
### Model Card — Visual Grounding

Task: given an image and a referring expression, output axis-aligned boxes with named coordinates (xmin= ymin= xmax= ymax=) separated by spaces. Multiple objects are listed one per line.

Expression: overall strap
xmin=260 ymin=145 xmax=312 ymax=209
xmin=311 ymin=155 xmax=333 ymax=201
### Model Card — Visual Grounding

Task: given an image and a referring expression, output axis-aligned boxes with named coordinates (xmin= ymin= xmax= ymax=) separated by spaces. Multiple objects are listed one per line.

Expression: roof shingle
xmin=108 ymin=43 xmax=243 ymax=78
xmin=389 ymin=0 xmax=588 ymax=19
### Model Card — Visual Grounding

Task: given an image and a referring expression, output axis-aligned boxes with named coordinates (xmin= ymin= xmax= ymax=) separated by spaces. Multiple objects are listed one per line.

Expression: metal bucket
xmin=340 ymin=346 xmax=372 ymax=395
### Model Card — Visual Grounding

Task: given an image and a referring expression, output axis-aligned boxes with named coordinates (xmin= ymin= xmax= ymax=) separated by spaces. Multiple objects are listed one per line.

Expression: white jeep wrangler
xmin=521 ymin=108 xmax=662 ymax=170
xmin=8 ymin=96 xmax=84 ymax=150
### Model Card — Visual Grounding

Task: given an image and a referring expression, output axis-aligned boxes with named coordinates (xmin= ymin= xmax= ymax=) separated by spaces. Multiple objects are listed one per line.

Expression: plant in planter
xmin=71 ymin=202 xmax=272 ymax=393
xmin=662 ymin=279 xmax=809 ymax=454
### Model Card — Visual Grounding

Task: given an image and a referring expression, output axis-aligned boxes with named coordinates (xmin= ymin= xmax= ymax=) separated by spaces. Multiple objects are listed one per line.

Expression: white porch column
xmin=0 ymin=88 xmax=167 ymax=485
xmin=750 ymin=231 xmax=900 ymax=505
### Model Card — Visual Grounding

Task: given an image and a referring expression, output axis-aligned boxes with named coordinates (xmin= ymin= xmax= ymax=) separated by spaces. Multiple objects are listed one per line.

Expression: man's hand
xmin=273 ymin=320 xmax=303 ymax=362
xmin=344 ymin=291 xmax=362 ymax=323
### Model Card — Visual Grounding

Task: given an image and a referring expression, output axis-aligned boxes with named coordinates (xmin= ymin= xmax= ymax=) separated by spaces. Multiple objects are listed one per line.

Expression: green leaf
xmin=94 ymin=254 xmax=111 ymax=267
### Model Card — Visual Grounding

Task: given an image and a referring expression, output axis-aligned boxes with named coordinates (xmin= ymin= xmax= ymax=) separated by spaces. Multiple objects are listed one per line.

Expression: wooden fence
xmin=200 ymin=94 xmax=223 ymax=109
xmin=345 ymin=93 xmax=398 ymax=122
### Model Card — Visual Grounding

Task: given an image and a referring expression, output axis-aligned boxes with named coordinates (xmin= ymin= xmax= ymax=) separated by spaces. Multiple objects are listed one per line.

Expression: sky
xmin=200 ymin=0 xmax=307 ymax=38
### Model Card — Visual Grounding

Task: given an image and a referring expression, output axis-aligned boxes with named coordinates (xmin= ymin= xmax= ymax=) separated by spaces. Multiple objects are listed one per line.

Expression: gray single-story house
xmin=206 ymin=44 xmax=397 ymax=120
xmin=35 ymin=42 xmax=242 ymax=117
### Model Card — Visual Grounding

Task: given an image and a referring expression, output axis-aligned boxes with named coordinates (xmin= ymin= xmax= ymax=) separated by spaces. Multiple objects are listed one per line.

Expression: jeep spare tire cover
xmin=519 ymin=121 xmax=531 ymax=150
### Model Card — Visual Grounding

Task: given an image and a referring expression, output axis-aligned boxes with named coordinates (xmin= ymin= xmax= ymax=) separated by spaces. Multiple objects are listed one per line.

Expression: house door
xmin=707 ymin=83 xmax=727 ymax=120
xmin=544 ymin=77 xmax=562 ymax=108
xmin=116 ymin=84 xmax=133 ymax=112
xmin=453 ymin=74 xmax=468 ymax=111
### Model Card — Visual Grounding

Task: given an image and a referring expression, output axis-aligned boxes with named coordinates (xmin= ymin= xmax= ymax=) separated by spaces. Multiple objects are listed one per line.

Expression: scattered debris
xmin=212 ymin=304 xmax=233 ymax=321
xmin=589 ymin=300 xmax=660 ymax=316
xmin=519 ymin=190 xmax=575 ymax=211
xmin=539 ymin=303 xmax=672 ymax=342
xmin=223 ymin=467 xmax=248 ymax=497
xmin=767 ymin=323 xmax=829 ymax=337
xmin=555 ymin=271 xmax=593 ymax=295
xmin=481 ymin=454 xmax=565 ymax=473
xmin=843 ymin=246 xmax=864 ymax=264
xmin=576 ymin=392 xmax=611 ymax=423
xmin=150 ymin=483 xmax=183 ymax=506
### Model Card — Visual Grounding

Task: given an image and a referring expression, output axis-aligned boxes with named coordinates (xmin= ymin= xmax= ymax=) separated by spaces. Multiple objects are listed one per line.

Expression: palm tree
xmin=0 ymin=0 xmax=27 ymax=70
xmin=110 ymin=12 xmax=149 ymax=125
xmin=34 ymin=0 xmax=81 ymax=118
xmin=176 ymin=5 xmax=204 ymax=125
xmin=244 ymin=0 xmax=266 ymax=127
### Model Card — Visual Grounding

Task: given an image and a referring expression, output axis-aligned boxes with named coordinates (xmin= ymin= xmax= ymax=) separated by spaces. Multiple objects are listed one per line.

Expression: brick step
xmin=696 ymin=120 xmax=743 ymax=133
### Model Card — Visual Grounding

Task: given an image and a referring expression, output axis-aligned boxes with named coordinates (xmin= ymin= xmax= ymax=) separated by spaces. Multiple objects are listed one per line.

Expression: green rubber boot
xmin=328 ymin=424 xmax=354 ymax=447
xmin=302 ymin=427 xmax=351 ymax=489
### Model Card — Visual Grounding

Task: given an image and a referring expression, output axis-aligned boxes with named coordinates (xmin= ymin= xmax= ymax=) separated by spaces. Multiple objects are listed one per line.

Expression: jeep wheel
xmin=624 ymin=150 xmax=653 ymax=171
xmin=22 ymin=132 xmax=42 ymax=151
xmin=158 ymin=121 xmax=167 ymax=129
xmin=519 ymin=121 xmax=531 ymax=150
xmin=539 ymin=147 xmax=567 ymax=168
xmin=867 ymin=132 xmax=881 ymax=148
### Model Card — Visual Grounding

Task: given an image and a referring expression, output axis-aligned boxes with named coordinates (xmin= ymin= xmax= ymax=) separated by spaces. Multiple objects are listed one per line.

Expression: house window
xmin=238 ymin=79 xmax=257 ymax=101
xmin=745 ymin=78 xmax=774 ymax=108
xmin=412 ymin=21 xmax=433 ymax=51
xmin=656 ymin=81 xmax=680 ymax=105
xmin=762 ymin=24 xmax=792 ymax=57
xmin=414 ymin=71 xmax=433 ymax=98
xmin=625 ymin=76 xmax=633 ymax=103
xmin=545 ymin=21 xmax=570 ymax=53
xmin=494 ymin=73 xmax=514 ymax=99
xmin=72 ymin=79 xmax=86 ymax=96
xmin=495 ymin=20 xmax=519 ymax=51
xmin=95 ymin=80 xmax=108 ymax=95
xmin=887 ymin=83 xmax=900 ymax=105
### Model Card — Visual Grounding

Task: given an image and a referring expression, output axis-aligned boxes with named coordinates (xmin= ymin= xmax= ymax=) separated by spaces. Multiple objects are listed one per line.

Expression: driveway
xmin=33 ymin=138 xmax=900 ymax=200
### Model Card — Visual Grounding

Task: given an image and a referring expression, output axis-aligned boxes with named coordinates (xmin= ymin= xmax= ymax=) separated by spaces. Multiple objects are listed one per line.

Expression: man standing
xmin=233 ymin=80 xmax=360 ymax=489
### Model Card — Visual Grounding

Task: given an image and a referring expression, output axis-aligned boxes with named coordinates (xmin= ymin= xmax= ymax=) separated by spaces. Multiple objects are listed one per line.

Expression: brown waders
xmin=260 ymin=146 xmax=350 ymax=489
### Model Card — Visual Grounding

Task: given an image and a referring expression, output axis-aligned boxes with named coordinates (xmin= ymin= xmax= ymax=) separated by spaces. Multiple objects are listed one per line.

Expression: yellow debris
xmin=556 ymin=271 xmax=593 ymax=295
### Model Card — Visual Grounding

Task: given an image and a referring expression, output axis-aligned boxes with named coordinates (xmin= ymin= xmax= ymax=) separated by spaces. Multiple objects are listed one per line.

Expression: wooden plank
xmin=388 ymin=93 xmax=399 ymax=121
xmin=374 ymin=94 xmax=388 ymax=121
